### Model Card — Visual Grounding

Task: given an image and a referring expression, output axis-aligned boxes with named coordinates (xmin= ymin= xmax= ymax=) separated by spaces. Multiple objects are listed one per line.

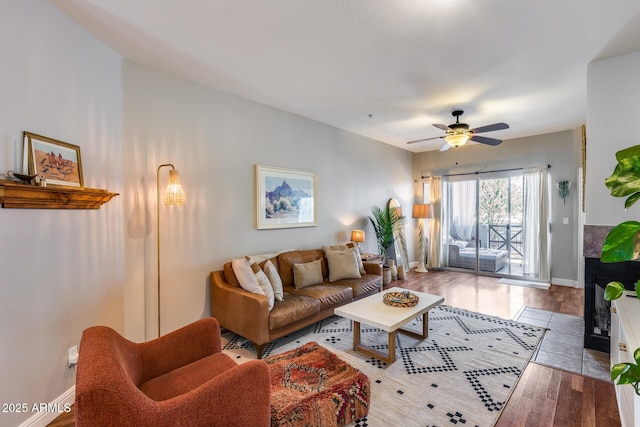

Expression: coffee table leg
xmin=398 ymin=311 xmax=429 ymax=339
xmin=352 ymin=321 xmax=395 ymax=364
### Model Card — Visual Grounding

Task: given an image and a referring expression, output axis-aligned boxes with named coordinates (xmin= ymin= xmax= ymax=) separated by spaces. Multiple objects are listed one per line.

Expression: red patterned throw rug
xmin=265 ymin=341 xmax=370 ymax=427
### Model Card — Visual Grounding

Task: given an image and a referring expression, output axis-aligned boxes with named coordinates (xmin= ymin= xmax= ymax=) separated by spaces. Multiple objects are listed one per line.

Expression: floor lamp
xmin=157 ymin=164 xmax=185 ymax=337
xmin=412 ymin=203 xmax=433 ymax=273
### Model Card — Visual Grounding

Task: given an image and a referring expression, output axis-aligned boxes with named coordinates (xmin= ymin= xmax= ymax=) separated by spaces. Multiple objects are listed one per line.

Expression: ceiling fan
xmin=407 ymin=110 xmax=509 ymax=151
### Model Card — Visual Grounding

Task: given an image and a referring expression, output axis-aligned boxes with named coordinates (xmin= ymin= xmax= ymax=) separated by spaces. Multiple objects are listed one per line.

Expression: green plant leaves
xmin=368 ymin=203 xmax=402 ymax=257
xmin=606 ymin=145 xmax=640 ymax=209
xmin=601 ymin=221 xmax=640 ymax=263
xmin=605 ymin=281 xmax=625 ymax=301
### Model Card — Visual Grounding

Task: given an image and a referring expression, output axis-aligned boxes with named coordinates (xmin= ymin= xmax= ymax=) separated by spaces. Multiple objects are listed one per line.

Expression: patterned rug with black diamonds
xmin=221 ymin=305 xmax=545 ymax=427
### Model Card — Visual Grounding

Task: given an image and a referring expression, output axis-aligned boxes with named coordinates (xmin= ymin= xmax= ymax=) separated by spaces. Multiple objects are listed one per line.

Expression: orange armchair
xmin=75 ymin=317 xmax=271 ymax=427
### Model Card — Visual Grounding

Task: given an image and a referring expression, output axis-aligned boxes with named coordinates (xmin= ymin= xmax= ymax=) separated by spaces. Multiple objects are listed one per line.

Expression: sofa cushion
xmin=293 ymin=259 xmax=324 ymax=288
xmin=286 ymin=285 xmax=353 ymax=310
xmin=278 ymin=249 xmax=327 ymax=287
xmin=336 ymin=274 xmax=382 ymax=298
xmin=223 ymin=262 xmax=241 ymax=287
xmin=139 ymin=352 xmax=237 ymax=401
xmin=269 ymin=295 xmax=320 ymax=330
xmin=325 ymin=247 xmax=361 ymax=282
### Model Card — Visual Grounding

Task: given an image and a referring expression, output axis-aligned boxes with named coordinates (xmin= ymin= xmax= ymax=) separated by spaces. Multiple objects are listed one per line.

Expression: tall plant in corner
xmin=368 ymin=202 xmax=402 ymax=266
xmin=601 ymin=144 xmax=640 ymax=395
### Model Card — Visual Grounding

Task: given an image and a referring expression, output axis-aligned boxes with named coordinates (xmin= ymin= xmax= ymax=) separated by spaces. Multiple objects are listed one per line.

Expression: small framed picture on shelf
xmin=24 ymin=132 xmax=84 ymax=188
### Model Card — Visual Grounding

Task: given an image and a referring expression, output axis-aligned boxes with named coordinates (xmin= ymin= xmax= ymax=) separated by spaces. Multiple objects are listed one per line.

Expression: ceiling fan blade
xmin=407 ymin=135 xmax=445 ymax=144
xmin=433 ymin=124 xmax=450 ymax=131
xmin=439 ymin=142 xmax=451 ymax=152
xmin=470 ymin=123 xmax=509 ymax=134
xmin=470 ymin=135 xmax=502 ymax=146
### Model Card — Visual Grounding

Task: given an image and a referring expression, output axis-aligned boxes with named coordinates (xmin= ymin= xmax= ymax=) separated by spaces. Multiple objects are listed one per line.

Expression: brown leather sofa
xmin=210 ymin=248 xmax=383 ymax=358
xmin=75 ymin=317 xmax=271 ymax=426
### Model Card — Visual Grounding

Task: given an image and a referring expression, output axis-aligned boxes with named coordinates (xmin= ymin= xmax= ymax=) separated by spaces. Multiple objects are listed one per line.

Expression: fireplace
xmin=584 ymin=257 xmax=640 ymax=352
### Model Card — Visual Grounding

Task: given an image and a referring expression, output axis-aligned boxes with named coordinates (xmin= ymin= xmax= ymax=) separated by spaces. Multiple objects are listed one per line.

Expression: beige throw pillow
xmin=231 ymin=258 xmax=263 ymax=295
xmin=245 ymin=257 xmax=275 ymax=310
xmin=324 ymin=243 xmax=366 ymax=275
xmin=263 ymin=260 xmax=284 ymax=301
xmin=292 ymin=259 xmax=324 ymax=289
xmin=326 ymin=248 xmax=361 ymax=282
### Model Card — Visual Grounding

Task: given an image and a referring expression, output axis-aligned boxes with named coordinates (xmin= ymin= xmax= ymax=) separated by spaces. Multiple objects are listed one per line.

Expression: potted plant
xmin=601 ymin=144 xmax=640 ymax=394
xmin=368 ymin=201 xmax=403 ymax=267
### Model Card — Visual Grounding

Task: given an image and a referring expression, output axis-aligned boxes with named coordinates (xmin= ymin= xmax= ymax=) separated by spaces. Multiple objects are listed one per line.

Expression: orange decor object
xmin=75 ymin=317 xmax=270 ymax=427
xmin=265 ymin=341 xmax=370 ymax=427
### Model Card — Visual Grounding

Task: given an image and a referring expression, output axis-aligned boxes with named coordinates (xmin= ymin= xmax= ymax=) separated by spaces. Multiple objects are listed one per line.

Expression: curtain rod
xmin=420 ymin=164 xmax=551 ymax=180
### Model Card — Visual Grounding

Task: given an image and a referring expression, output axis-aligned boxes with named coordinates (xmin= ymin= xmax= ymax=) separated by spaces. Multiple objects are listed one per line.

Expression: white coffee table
xmin=334 ymin=287 xmax=444 ymax=364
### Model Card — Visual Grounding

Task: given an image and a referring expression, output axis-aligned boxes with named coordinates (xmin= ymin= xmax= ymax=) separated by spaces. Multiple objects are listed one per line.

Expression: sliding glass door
xmin=442 ymin=173 xmax=524 ymax=277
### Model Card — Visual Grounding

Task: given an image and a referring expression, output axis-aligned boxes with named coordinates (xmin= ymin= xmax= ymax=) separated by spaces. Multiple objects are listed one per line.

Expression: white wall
xmin=121 ymin=61 xmax=415 ymax=340
xmin=414 ymin=130 xmax=582 ymax=284
xmin=586 ymin=50 xmax=640 ymax=225
xmin=0 ymin=1 xmax=123 ymax=426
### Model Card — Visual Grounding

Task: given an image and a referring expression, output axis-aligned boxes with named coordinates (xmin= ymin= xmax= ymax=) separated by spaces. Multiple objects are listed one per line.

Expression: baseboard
xmin=552 ymin=278 xmax=579 ymax=288
xmin=17 ymin=386 xmax=75 ymax=427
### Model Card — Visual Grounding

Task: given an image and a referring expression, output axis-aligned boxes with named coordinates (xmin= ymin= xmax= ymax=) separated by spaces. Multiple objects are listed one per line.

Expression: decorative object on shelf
xmin=255 ymin=165 xmax=317 ymax=230
xmin=351 ymin=229 xmax=365 ymax=253
xmin=157 ymin=164 xmax=186 ymax=337
xmin=368 ymin=201 xmax=403 ymax=266
xmin=556 ymin=180 xmax=571 ymax=204
xmin=382 ymin=290 xmax=419 ymax=307
xmin=24 ymin=132 xmax=83 ymax=188
xmin=412 ymin=203 xmax=434 ymax=273
xmin=600 ymin=144 xmax=640 ymax=395
xmin=1 ymin=170 xmax=37 ymax=185
xmin=388 ymin=259 xmax=397 ymax=281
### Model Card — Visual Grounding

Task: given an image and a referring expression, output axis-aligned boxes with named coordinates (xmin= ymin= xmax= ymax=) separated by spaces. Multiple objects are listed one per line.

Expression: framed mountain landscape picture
xmin=24 ymin=132 xmax=83 ymax=188
xmin=255 ymin=165 xmax=317 ymax=229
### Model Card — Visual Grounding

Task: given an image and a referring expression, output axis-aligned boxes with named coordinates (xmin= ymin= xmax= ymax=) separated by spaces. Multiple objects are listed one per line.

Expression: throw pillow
xmin=263 ymin=260 xmax=284 ymax=302
xmin=292 ymin=259 xmax=324 ymax=289
xmin=246 ymin=257 xmax=275 ymax=310
xmin=325 ymin=248 xmax=361 ymax=282
xmin=324 ymin=243 xmax=366 ymax=275
xmin=451 ymin=240 xmax=468 ymax=249
xmin=231 ymin=258 xmax=263 ymax=295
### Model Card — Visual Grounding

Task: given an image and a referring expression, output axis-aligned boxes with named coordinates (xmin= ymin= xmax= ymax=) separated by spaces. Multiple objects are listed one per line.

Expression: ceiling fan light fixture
xmin=445 ymin=133 xmax=470 ymax=147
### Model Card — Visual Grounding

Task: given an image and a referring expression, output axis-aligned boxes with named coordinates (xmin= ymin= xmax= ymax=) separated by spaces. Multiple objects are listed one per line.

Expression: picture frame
xmin=255 ymin=164 xmax=317 ymax=229
xmin=24 ymin=132 xmax=83 ymax=188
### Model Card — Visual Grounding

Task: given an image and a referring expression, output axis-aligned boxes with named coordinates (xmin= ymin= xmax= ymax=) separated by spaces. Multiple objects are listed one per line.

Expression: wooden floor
xmin=48 ymin=269 xmax=619 ymax=427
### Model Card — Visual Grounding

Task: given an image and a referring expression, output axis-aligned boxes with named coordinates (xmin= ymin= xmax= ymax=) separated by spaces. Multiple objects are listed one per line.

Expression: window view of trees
xmin=479 ymin=178 xmax=523 ymax=226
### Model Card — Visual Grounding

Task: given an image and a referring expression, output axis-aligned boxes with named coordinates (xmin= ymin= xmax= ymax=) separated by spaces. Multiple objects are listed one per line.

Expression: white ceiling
xmin=54 ymin=0 xmax=640 ymax=152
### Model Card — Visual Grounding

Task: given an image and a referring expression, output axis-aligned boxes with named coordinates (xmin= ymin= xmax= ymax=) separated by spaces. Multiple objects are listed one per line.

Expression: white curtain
xmin=449 ymin=180 xmax=476 ymax=241
xmin=427 ymin=176 xmax=442 ymax=269
xmin=522 ymin=166 xmax=550 ymax=281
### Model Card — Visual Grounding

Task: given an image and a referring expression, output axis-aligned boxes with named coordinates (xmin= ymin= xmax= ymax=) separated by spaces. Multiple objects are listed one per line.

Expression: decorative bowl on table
xmin=383 ymin=291 xmax=419 ymax=307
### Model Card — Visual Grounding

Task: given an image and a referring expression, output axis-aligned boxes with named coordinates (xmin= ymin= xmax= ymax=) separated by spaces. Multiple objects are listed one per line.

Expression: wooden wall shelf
xmin=0 ymin=180 xmax=118 ymax=209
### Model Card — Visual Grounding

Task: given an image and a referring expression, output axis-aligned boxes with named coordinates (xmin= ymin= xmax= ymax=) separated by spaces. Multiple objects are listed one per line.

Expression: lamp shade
xmin=445 ymin=133 xmax=470 ymax=147
xmin=412 ymin=203 xmax=434 ymax=219
xmin=164 ymin=169 xmax=185 ymax=205
xmin=351 ymin=229 xmax=365 ymax=243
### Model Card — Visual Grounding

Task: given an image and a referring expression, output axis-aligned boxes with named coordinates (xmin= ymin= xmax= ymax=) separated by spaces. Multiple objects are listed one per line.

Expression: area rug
xmin=222 ymin=305 xmax=545 ymax=427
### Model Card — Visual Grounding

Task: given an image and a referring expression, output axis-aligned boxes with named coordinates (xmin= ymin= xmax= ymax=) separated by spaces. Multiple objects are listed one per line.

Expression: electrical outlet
xmin=563 ymin=217 xmax=569 ymax=225
xmin=68 ymin=345 xmax=79 ymax=367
